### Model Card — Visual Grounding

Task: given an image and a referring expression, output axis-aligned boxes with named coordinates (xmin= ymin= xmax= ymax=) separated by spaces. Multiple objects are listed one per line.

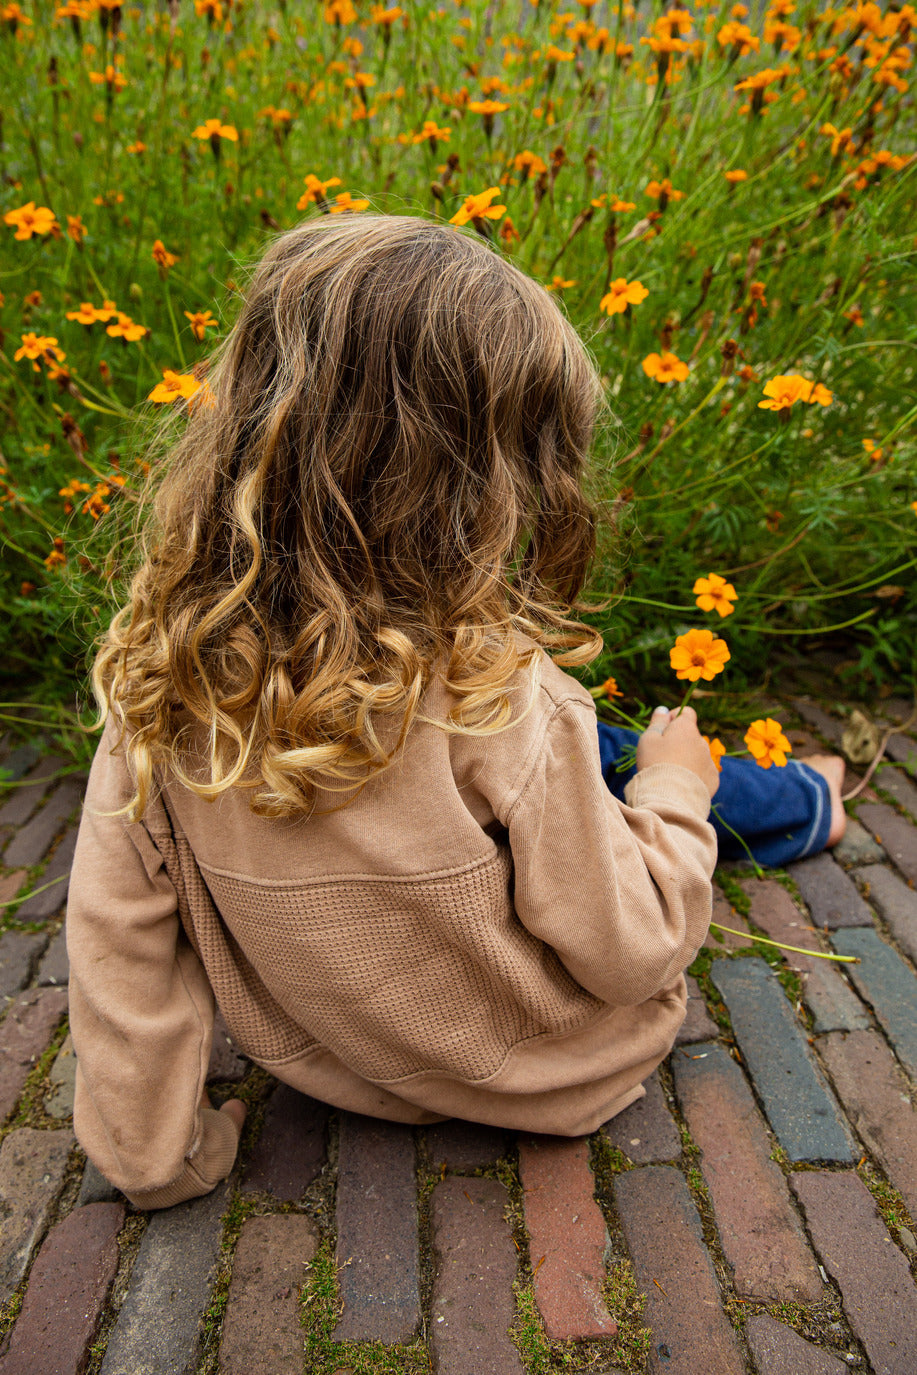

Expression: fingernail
xmin=652 ymin=705 xmax=669 ymax=716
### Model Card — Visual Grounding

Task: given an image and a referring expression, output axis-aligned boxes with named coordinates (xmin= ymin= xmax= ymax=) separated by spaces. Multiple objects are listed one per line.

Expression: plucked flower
xmin=744 ymin=718 xmax=792 ymax=768
xmin=670 ymin=628 xmax=731 ymax=682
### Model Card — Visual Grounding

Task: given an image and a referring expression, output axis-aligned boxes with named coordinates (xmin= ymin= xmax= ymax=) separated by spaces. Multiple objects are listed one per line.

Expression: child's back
xmin=68 ymin=215 xmax=718 ymax=1209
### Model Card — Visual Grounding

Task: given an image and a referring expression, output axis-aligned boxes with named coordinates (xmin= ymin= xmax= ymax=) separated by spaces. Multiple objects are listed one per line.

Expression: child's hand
xmin=635 ymin=706 xmax=720 ymax=798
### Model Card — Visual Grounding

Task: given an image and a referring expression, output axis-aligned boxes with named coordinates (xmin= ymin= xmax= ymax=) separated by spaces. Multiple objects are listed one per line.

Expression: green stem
xmin=710 ymin=924 xmax=858 ymax=963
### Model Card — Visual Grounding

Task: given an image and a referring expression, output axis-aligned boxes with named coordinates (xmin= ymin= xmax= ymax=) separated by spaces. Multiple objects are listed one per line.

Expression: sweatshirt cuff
xmin=623 ymin=762 xmax=712 ymax=819
xmin=124 ymin=1107 xmax=240 ymax=1211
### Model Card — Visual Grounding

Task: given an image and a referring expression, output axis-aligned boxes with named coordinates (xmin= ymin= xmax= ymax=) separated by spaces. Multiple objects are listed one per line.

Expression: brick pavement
xmin=0 ymin=694 xmax=916 ymax=1373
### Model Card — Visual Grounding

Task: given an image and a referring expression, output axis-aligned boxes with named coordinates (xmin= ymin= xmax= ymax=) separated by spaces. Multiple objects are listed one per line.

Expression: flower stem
xmin=710 ymin=924 xmax=858 ymax=963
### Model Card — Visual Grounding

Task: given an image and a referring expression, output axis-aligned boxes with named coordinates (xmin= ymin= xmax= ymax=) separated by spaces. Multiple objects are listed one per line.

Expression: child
xmin=67 ymin=215 xmax=845 ymax=1210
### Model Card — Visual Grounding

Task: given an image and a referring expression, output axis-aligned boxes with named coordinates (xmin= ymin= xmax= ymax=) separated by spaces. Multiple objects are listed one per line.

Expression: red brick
xmin=242 ymin=1083 xmax=327 ymax=1198
xmin=818 ymin=1030 xmax=917 ymax=1218
xmin=790 ymin=700 xmax=844 ymax=746
xmin=614 ymin=1166 xmax=745 ymax=1375
xmin=518 ymin=1135 xmax=615 ymax=1340
xmin=426 ymin=1120 xmax=510 ymax=1171
xmin=672 ymin=1043 xmax=824 ymax=1303
xmin=789 ymin=853 xmax=874 ymax=929
xmin=220 ymin=1215 xmax=316 ymax=1375
xmin=674 ymin=974 xmax=718 ymax=1046
xmin=744 ymin=1314 xmax=850 ymax=1374
xmin=431 ymin=1177 xmax=523 ymax=1375
xmin=3 ymin=778 xmax=85 ymax=870
xmin=704 ymin=890 xmax=753 ymax=952
xmin=857 ymin=802 xmax=917 ymax=886
xmin=790 ymin=1170 xmax=917 ymax=1374
xmin=604 ymin=1071 xmax=681 ymax=1163
xmin=0 ymin=1128 xmax=75 ymax=1304
xmin=741 ymin=878 xmax=870 ymax=1033
xmin=334 ymin=1114 xmax=419 ymax=1343
xmin=0 ymin=986 xmax=68 ymax=1124
xmin=0 ymin=872 xmax=28 ymax=909
xmin=0 ymin=1201 xmax=123 ymax=1375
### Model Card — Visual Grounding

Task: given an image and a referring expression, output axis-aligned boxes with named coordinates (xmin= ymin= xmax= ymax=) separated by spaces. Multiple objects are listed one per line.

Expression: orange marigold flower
xmin=126 ymin=141 xmax=147 ymax=155
xmin=372 ymin=5 xmax=404 ymax=24
xmin=693 ymin=572 xmax=738 ymax=617
xmin=450 ymin=187 xmax=507 ymax=226
xmin=600 ymin=676 xmax=624 ymax=699
xmin=66 ymin=214 xmax=86 ymax=243
xmin=642 ymin=350 xmax=689 ymax=383
xmin=744 ymin=717 xmax=792 ymax=768
xmin=89 ymin=65 xmax=128 ymax=92
xmin=609 ymin=196 xmax=636 ymax=212
xmin=148 ymin=369 xmax=202 ymax=404
xmin=545 ymin=276 xmax=576 ymax=291
xmin=152 ymin=239 xmax=179 ymax=271
xmin=324 ymin=0 xmax=356 ymax=21
xmin=758 ymin=374 xmax=833 ymax=411
xmin=703 ymin=735 xmax=726 ymax=771
xmin=66 ymin=302 xmax=100 ymax=325
xmin=296 ymin=173 xmax=343 ymax=209
xmin=513 ymin=150 xmax=548 ymax=177
xmin=670 ymin=628 xmax=731 ymax=682
xmin=106 ymin=313 xmax=147 ymax=342
xmin=184 ymin=309 xmax=218 ymax=341
xmin=467 ymin=99 xmax=511 ymax=115
xmin=192 ymin=118 xmax=239 ymax=142
xmin=724 ymin=169 xmax=748 ymax=183
xmin=600 ymin=277 xmax=649 ymax=315
xmin=644 ymin=178 xmax=684 ymax=201
xmin=14 ymin=332 xmax=59 ymax=362
xmin=4 ymin=202 xmax=59 ymax=240
xmin=328 ymin=191 xmax=370 ymax=213
xmin=412 ymin=120 xmax=451 ymax=146
xmin=44 ymin=538 xmax=66 ymax=570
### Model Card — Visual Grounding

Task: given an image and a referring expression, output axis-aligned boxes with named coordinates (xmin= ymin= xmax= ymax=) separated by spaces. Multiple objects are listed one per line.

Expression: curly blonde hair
xmin=94 ymin=215 xmax=605 ymax=818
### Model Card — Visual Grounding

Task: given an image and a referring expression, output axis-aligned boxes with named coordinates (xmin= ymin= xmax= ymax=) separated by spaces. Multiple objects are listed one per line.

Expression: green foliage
xmin=1 ymin=0 xmax=915 ymax=710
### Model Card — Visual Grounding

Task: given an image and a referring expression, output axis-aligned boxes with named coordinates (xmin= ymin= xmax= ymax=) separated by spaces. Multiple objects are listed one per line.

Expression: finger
xmin=647 ymin=705 xmax=670 ymax=734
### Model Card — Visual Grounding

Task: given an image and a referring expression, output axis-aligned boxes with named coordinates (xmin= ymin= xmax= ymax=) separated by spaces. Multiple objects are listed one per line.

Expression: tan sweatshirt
xmin=67 ymin=651 xmax=716 ymax=1209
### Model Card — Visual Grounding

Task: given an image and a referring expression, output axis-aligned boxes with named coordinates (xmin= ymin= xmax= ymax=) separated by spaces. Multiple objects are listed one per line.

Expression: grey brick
xmin=710 ymin=959 xmax=853 ymax=1163
xmin=857 ymin=803 xmax=917 ymax=886
xmin=853 ymin=863 xmax=917 ymax=963
xmin=791 ymin=1170 xmax=917 ymax=1375
xmin=44 ymin=1033 xmax=76 ymax=1120
xmin=830 ymin=926 xmax=917 ymax=1078
xmin=874 ymin=762 xmax=917 ymax=818
xmin=426 ymin=1120 xmax=510 ymax=1171
xmin=614 ymin=1166 xmax=745 ymax=1375
xmin=0 ymin=755 xmax=67 ymax=830
xmin=0 ymin=929 xmax=47 ymax=1002
xmin=99 ymin=1181 xmax=230 ymax=1375
xmin=885 ymin=733 xmax=917 ymax=777
xmin=745 ymin=1315 xmax=851 ymax=1374
xmin=604 ymin=1070 xmax=681 ymax=1163
xmin=242 ymin=1084 xmax=327 ymax=1198
xmin=0 ymin=743 xmax=42 ymax=787
xmin=2 ymin=778 xmax=85 ymax=870
xmin=431 ymin=1177 xmax=523 ymax=1375
xmin=831 ymin=817 xmax=886 ymax=867
xmin=11 ymin=826 xmax=77 ymax=923
xmin=334 ymin=1114 xmax=419 ymax=1343
xmin=788 ymin=852 xmax=874 ymax=929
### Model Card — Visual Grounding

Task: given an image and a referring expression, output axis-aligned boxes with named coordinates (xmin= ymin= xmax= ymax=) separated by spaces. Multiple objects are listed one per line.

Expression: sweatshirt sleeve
xmin=505 ymin=697 xmax=717 ymax=1006
xmin=67 ymin=720 xmax=239 ymax=1208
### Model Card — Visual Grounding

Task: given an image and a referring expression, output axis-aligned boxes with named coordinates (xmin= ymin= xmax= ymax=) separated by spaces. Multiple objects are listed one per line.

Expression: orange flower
xmin=324 ymin=0 xmax=356 ymax=21
xmin=184 ymin=309 xmax=218 ymax=341
xmin=642 ymin=351 xmax=689 ymax=383
xmin=758 ymin=374 xmax=833 ymax=411
xmin=467 ymin=99 xmax=510 ymax=115
xmin=600 ymin=277 xmax=649 ymax=316
xmin=693 ymin=572 xmax=738 ymax=617
xmin=724 ymin=169 xmax=748 ymax=183
xmin=148 ymin=369 xmax=202 ymax=403
xmin=450 ymin=187 xmax=507 ymax=226
xmin=66 ymin=214 xmax=86 ymax=244
xmin=4 ymin=202 xmax=59 ymax=240
xmin=152 ymin=239 xmax=179 ymax=271
xmin=328 ymin=191 xmax=370 ymax=213
xmin=670 ymin=628 xmax=731 ymax=682
xmin=600 ymin=676 xmax=624 ymax=699
xmin=14 ymin=332 xmax=59 ymax=362
xmin=192 ymin=118 xmax=239 ymax=143
xmin=744 ymin=718 xmax=792 ymax=768
xmin=545 ymin=276 xmax=576 ymax=291
xmin=66 ymin=302 xmax=100 ymax=325
xmin=513 ymin=150 xmax=548 ymax=177
xmin=609 ymin=197 xmax=636 ymax=212
xmin=703 ymin=736 xmax=726 ymax=771
xmin=412 ymin=121 xmax=451 ymax=146
xmin=644 ymin=178 xmax=684 ymax=201
xmin=89 ymin=65 xmax=128 ymax=92
xmin=106 ymin=313 xmax=147 ymax=341
xmin=372 ymin=5 xmax=404 ymax=24
xmin=296 ymin=173 xmax=343 ymax=209
xmin=44 ymin=538 xmax=66 ymax=570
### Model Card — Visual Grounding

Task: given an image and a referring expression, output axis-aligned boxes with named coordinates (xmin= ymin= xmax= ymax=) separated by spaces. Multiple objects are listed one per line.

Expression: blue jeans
xmin=597 ymin=723 xmax=832 ymax=868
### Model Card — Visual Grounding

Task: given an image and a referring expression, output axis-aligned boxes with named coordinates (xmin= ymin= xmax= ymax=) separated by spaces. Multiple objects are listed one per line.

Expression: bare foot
xmin=802 ymin=754 xmax=847 ymax=846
